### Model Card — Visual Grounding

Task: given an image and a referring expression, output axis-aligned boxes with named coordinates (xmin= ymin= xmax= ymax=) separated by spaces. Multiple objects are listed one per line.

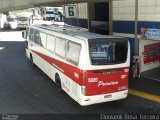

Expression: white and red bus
xmin=23 ymin=24 xmax=130 ymax=106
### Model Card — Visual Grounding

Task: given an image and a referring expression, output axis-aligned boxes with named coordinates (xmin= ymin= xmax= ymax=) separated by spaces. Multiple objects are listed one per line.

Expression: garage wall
xmin=138 ymin=0 xmax=160 ymax=72
xmin=113 ymin=0 xmax=135 ymax=21
xmin=138 ymin=0 xmax=160 ymax=21
xmin=76 ymin=3 xmax=88 ymax=19
xmin=112 ymin=0 xmax=136 ymax=67
xmin=64 ymin=3 xmax=88 ymax=29
xmin=137 ymin=0 xmax=160 ymax=34
xmin=112 ymin=0 xmax=135 ymax=36
xmin=139 ymin=39 xmax=160 ymax=72
xmin=113 ymin=0 xmax=160 ymax=35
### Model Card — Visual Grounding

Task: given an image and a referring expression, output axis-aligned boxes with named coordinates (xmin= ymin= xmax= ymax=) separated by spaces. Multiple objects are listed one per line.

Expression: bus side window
xmin=25 ymin=28 xmax=29 ymax=39
xmin=55 ymin=37 xmax=66 ymax=58
xmin=39 ymin=32 xmax=47 ymax=47
xmin=34 ymin=30 xmax=40 ymax=44
xmin=66 ymin=41 xmax=81 ymax=66
xmin=29 ymin=28 xmax=34 ymax=41
xmin=46 ymin=35 xmax=56 ymax=52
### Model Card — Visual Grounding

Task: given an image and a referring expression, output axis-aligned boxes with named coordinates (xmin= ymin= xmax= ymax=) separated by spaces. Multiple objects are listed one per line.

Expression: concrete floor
xmin=142 ymin=67 xmax=160 ymax=82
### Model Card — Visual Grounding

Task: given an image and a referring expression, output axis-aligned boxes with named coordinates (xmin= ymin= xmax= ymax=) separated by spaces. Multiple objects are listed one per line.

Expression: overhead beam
xmin=0 ymin=0 xmax=62 ymax=12
xmin=34 ymin=0 xmax=110 ymax=6
xmin=0 ymin=0 xmax=110 ymax=12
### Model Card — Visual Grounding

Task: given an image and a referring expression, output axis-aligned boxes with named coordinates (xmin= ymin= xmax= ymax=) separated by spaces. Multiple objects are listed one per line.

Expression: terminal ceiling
xmin=0 ymin=0 xmax=111 ymax=12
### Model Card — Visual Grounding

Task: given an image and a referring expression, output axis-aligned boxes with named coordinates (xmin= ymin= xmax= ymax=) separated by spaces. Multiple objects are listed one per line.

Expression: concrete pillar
xmin=109 ymin=0 xmax=113 ymax=35
xmin=87 ymin=2 xmax=95 ymax=32
xmin=134 ymin=0 xmax=139 ymax=55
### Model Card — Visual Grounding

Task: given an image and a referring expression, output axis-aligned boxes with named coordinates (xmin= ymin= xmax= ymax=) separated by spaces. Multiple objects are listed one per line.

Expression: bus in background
xmin=23 ymin=24 xmax=130 ymax=106
xmin=43 ymin=10 xmax=55 ymax=21
xmin=4 ymin=15 xmax=18 ymax=30
xmin=0 ymin=13 xmax=7 ymax=29
xmin=17 ymin=12 xmax=33 ymax=28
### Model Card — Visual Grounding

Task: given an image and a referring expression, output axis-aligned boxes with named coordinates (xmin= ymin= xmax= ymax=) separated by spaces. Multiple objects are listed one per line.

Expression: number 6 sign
xmin=65 ymin=5 xmax=77 ymax=18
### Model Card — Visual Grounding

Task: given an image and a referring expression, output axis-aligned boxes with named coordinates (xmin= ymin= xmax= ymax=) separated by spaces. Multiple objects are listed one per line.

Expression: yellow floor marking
xmin=129 ymin=89 xmax=160 ymax=103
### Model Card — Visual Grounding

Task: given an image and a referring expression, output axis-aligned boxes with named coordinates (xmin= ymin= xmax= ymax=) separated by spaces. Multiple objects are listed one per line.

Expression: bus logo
xmin=121 ymin=75 xmax=127 ymax=79
xmin=98 ymin=81 xmax=118 ymax=87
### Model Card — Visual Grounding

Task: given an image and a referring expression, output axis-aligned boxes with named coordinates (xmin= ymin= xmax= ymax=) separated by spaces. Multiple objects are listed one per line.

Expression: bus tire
xmin=30 ymin=54 xmax=35 ymax=66
xmin=55 ymin=74 xmax=62 ymax=92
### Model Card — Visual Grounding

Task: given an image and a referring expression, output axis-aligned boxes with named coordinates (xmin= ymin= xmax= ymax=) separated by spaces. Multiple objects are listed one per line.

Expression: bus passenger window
xmin=66 ymin=42 xmax=81 ymax=66
xmin=34 ymin=30 xmax=40 ymax=44
xmin=39 ymin=32 xmax=47 ymax=47
xmin=55 ymin=38 xmax=66 ymax=58
xmin=46 ymin=35 xmax=55 ymax=52
xmin=29 ymin=28 xmax=34 ymax=41
xmin=115 ymin=43 xmax=127 ymax=62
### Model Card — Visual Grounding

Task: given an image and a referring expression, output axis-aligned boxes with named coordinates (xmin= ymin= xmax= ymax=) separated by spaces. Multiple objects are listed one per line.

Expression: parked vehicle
xmin=4 ymin=15 xmax=18 ymax=30
xmin=54 ymin=11 xmax=63 ymax=21
xmin=17 ymin=13 xmax=33 ymax=28
xmin=43 ymin=10 xmax=63 ymax=21
xmin=43 ymin=11 xmax=55 ymax=21
xmin=0 ymin=13 xmax=7 ymax=29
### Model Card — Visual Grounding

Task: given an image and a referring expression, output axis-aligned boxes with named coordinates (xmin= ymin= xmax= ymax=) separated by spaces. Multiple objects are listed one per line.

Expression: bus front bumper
xmin=17 ymin=24 xmax=28 ymax=28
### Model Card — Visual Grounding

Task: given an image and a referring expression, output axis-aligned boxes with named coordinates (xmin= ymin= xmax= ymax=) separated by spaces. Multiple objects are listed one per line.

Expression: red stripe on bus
xmin=32 ymin=50 xmax=129 ymax=96
xmin=33 ymin=50 xmax=83 ymax=86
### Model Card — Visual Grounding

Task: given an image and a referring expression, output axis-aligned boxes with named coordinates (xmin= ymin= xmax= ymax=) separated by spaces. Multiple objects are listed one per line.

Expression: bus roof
xmin=32 ymin=24 xmax=125 ymax=41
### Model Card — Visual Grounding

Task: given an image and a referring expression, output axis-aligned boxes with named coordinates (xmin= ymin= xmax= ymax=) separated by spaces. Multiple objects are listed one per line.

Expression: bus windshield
xmin=17 ymin=17 xmax=28 ymax=21
xmin=46 ymin=11 xmax=54 ymax=14
xmin=89 ymin=38 xmax=128 ymax=65
xmin=7 ymin=17 xmax=17 ymax=22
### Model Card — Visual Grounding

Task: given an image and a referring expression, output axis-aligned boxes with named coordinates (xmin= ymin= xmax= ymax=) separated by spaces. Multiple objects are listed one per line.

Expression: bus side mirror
xmin=22 ymin=30 xmax=27 ymax=39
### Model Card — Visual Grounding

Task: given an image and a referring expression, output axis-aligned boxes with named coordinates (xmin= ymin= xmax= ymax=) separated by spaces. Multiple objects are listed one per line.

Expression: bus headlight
xmin=81 ymin=86 xmax=86 ymax=95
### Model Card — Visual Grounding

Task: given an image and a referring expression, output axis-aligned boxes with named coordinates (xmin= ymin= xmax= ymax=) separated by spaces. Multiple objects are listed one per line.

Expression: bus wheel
xmin=30 ymin=54 xmax=35 ymax=66
xmin=55 ymin=74 xmax=62 ymax=92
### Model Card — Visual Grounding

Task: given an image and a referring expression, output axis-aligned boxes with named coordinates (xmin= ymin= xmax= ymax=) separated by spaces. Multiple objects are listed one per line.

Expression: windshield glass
xmin=89 ymin=38 xmax=128 ymax=65
xmin=46 ymin=11 xmax=54 ymax=14
xmin=7 ymin=18 xmax=17 ymax=22
xmin=17 ymin=17 xmax=28 ymax=21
